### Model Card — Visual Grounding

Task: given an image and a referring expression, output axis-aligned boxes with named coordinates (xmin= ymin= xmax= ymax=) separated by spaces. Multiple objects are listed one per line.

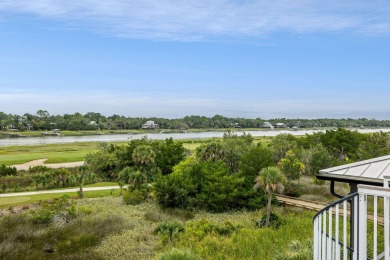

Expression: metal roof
xmin=317 ymin=155 xmax=390 ymax=186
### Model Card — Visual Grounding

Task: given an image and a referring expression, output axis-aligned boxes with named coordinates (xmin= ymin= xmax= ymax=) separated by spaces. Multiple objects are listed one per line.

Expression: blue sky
xmin=0 ymin=1 xmax=390 ymax=119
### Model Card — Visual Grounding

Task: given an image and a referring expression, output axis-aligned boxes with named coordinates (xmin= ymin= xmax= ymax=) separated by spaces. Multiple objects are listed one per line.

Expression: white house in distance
xmin=262 ymin=122 xmax=274 ymax=129
xmin=274 ymin=122 xmax=287 ymax=128
xmin=142 ymin=121 xmax=159 ymax=129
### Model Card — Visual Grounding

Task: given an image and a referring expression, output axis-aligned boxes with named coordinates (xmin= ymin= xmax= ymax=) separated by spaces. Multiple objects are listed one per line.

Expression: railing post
xmin=350 ymin=183 xmax=358 ymax=259
xmin=384 ymin=196 xmax=389 ymax=260
xmin=314 ymin=216 xmax=319 ymax=260
xmin=358 ymin=192 xmax=367 ymax=260
xmin=353 ymin=195 xmax=358 ymax=260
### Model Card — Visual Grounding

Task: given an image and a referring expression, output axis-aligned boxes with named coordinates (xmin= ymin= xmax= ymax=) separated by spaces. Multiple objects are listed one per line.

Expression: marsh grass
xmin=0 ymin=202 xmax=131 ymax=260
xmin=298 ymin=176 xmax=349 ymax=203
xmin=0 ymin=196 xmax=316 ymax=260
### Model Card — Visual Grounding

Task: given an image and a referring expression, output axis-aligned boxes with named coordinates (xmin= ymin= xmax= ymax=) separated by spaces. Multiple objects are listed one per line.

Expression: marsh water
xmin=0 ymin=129 xmax=389 ymax=147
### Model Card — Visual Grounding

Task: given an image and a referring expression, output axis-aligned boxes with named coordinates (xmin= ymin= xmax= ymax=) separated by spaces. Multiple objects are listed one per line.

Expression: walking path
xmin=12 ymin=159 xmax=85 ymax=171
xmin=0 ymin=186 xmax=121 ymax=197
xmin=275 ymin=194 xmax=328 ymax=211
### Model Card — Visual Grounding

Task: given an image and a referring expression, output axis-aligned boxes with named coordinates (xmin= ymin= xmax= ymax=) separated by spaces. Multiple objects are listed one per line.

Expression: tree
xmin=319 ymin=128 xmax=365 ymax=162
xmin=356 ymin=132 xmax=390 ymax=160
xmin=154 ymin=138 xmax=186 ymax=175
xmin=254 ymin=166 xmax=286 ymax=227
xmin=132 ymin=145 xmax=157 ymax=181
xmin=278 ymin=150 xmax=305 ymax=181
xmin=196 ymin=141 xmax=226 ymax=162
xmin=132 ymin=145 xmax=156 ymax=168
xmin=239 ymin=145 xmax=274 ymax=186
xmin=299 ymin=144 xmax=335 ymax=176
xmin=85 ymin=143 xmax=119 ymax=180
xmin=76 ymin=174 xmax=84 ymax=198
xmin=269 ymin=134 xmax=297 ymax=163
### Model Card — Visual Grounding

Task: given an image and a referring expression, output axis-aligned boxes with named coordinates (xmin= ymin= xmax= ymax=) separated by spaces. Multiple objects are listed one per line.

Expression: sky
xmin=0 ymin=1 xmax=390 ymax=119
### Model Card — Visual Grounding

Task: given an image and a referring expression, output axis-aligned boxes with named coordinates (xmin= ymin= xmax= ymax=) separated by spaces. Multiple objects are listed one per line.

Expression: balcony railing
xmin=313 ymin=184 xmax=390 ymax=260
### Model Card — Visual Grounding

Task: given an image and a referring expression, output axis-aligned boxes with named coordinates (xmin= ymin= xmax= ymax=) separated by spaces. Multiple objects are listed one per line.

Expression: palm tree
xmin=254 ymin=166 xmax=286 ymax=227
xmin=132 ymin=145 xmax=156 ymax=168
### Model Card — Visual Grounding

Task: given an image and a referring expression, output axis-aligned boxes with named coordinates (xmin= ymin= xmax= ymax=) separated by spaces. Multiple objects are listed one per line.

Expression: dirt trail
xmin=12 ymin=159 xmax=84 ymax=171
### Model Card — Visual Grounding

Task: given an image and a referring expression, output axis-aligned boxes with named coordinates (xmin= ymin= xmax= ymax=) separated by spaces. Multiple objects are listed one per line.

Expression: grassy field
xmin=0 ymin=196 xmax=314 ymax=259
xmin=0 ymin=136 xmax=273 ymax=166
xmin=0 ymin=188 xmax=121 ymax=209
xmin=0 ymin=141 xmax=202 ymax=166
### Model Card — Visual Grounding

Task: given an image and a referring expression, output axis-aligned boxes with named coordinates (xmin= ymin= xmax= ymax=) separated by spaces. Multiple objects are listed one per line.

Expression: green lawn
xmin=0 ymin=189 xmax=121 ymax=208
xmin=0 ymin=142 xmax=100 ymax=165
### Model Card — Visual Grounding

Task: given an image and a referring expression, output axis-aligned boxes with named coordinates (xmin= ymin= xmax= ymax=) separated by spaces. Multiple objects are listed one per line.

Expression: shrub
xmin=31 ymin=195 xmax=77 ymax=224
xmin=257 ymin=212 xmax=283 ymax=229
xmin=275 ymin=239 xmax=313 ymax=259
xmin=155 ymin=172 xmax=194 ymax=209
xmin=158 ymin=248 xmax=201 ymax=260
xmin=123 ymin=190 xmax=145 ymax=205
xmin=154 ymin=220 xmax=185 ymax=243
xmin=0 ymin=164 xmax=17 ymax=176
xmin=186 ymin=219 xmax=241 ymax=240
xmin=164 ymin=208 xmax=195 ymax=221
xmin=283 ymin=183 xmax=303 ymax=197
xmin=28 ymin=165 xmax=51 ymax=173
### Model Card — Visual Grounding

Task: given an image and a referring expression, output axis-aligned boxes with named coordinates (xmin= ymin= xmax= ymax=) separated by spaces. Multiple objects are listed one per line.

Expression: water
xmin=1 ymin=129 xmax=389 ymax=147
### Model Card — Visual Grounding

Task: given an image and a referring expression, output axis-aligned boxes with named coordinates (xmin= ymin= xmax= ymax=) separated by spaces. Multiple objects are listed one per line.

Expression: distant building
xmin=274 ymin=123 xmax=287 ymax=128
xmin=142 ymin=121 xmax=159 ymax=129
xmin=262 ymin=122 xmax=274 ymax=129
xmin=291 ymin=126 xmax=299 ymax=131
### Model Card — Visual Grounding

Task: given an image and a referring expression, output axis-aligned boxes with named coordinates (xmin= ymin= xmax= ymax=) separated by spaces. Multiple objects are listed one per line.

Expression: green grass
xmin=0 ymin=189 xmax=121 ymax=208
xmin=83 ymin=182 xmax=118 ymax=187
xmin=0 ymin=142 xmax=101 ymax=165
xmin=0 ymin=195 xmax=315 ymax=259
xmin=0 ymin=134 xmax=275 ymax=166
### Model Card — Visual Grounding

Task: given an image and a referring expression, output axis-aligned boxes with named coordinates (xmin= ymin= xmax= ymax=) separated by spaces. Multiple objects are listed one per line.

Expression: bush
xmin=0 ymin=175 xmax=33 ymax=192
xmin=0 ymin=164 xmax=17 ymax=176
xmin=283 ymin=183 xmax=303 ymax=197
xmin=158 ymin=248 xmax=201 ymax=260
xmin=123 ymin=190 xmax=145 ymax=205
xmin=257 ymin=212 xmax=283 ymax=229
xmin=155 ymin=172 xmax=194 ymax=209
xmin=154 ymin=220 xmax=185 ymax=243
xmin=28 ymin=165 xmax=51 ymax=173
xmin=186 ymin=219 xmax=241 ymax=240
xmin=31 ymin=195 xmax=77 ymax=224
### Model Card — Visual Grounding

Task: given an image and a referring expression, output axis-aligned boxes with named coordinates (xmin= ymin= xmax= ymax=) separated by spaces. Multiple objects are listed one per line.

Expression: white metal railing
xmin=313 ymin=183 xmax=390 ymax=260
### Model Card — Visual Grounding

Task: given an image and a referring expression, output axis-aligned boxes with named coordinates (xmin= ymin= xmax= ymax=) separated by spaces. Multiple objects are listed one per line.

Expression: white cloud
xmin=0 ymin=0 xmax=389 ymax=40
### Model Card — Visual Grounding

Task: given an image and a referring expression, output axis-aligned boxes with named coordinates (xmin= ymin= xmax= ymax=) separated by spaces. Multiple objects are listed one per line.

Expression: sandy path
xmin=12 ymin=159 xmax=85 ymax=171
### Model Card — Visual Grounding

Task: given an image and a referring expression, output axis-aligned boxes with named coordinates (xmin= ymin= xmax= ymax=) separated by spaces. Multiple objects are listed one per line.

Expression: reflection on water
xmin=0 ymin=129 xmax=389 ymax=147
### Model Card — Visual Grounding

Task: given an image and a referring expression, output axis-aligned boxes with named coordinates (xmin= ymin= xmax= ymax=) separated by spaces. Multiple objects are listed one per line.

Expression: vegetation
xmin=2 ymin=110 xmax=390 ymax=132
xmin=2 ymin=127 xmax=390 ymax=258
xmin=0 ymin=142 xmax=99 ymax=165
xmin=0 ymin=197 xmax=314 ymax=260
xmin=254 ymin=166 xmax=286 ymax=227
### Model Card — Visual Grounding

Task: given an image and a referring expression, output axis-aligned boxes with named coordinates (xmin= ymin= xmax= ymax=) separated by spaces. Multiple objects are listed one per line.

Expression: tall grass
xmin=0 ymin=198 xmax=132 ymax=259
xmin=0 ymin=196 xmax=316 ymax=260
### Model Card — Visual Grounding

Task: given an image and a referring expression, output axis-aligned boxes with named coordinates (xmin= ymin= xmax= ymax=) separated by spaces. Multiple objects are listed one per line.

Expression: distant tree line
xmin=1 ymin=110 xmax=390 ymax=131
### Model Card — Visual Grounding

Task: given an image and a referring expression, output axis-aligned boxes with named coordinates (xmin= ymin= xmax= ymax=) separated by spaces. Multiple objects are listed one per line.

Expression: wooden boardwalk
xmin=276 ymin=194 xmax=385 ymax=224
